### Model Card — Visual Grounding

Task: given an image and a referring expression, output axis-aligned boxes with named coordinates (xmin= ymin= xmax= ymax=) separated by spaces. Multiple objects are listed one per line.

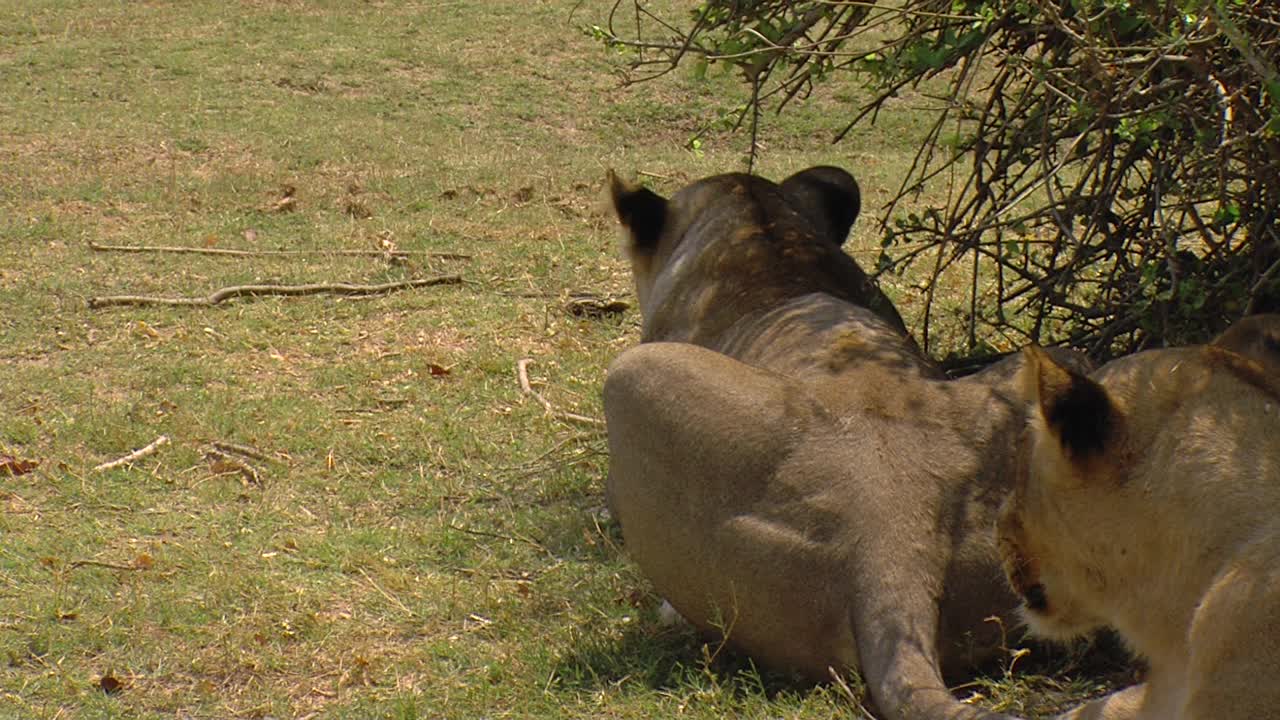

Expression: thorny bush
xmin=592 ymin=0 xmax=1280 ymax=362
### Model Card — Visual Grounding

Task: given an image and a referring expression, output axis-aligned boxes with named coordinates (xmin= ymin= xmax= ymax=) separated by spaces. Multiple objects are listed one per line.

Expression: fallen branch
xmin=516 ymin=358 xmax=604 ymax=427
xmin=89 ymin=241 xmax=471 ymax=261
xmin=204 ymin=447 xmax=263 ymax=485
xmin=88 ymin=276 xmax=463 ymax=309
xmin=93 ymin=435 xmax=170 ymax=472
xmin=209 ymin=440 xmax=277 ymax=464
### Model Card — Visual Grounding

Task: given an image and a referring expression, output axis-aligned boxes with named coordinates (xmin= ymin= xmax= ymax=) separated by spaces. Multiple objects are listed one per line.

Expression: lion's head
xmin=606 ymin=166 xmax=908 ymax=344
xmin=997 ymin=315 xmax=1280 ymax=645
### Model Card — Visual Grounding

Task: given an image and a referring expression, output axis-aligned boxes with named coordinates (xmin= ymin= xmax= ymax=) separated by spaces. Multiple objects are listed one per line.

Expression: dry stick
xmin=204 ymin=447 xmax=263 ymax=485
xmin=515 ymin=358 xmax=604 ymax=427
xmin=68 ymin=559 xmax=141 ymax=571
xmin=88 ymin=276 xmax=463 ymax=309
xmin=93 ymin=435 xmax=170 ymax=472
xmin=210 ymin=440 xmax=274 ymax=464
xmin=88 ymin=241 xmax=471 ymax=261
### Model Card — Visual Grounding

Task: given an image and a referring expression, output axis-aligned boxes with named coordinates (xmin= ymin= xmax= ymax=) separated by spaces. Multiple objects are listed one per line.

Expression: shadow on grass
xmin=957 ymin=630 xmax=1141 ymax=718
xmin=555 ymin=610 xmax=1139 ymax=717
xmin=554 ymin=617 xmax=815 ymax=698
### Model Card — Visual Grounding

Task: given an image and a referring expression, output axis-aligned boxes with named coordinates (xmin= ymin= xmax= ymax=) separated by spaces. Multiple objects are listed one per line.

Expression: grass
xmin=0 ymin=2 xmax=1125 ymax=718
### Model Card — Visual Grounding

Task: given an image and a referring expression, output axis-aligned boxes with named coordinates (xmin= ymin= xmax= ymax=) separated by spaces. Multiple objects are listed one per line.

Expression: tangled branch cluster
xmin=594 ymin=0 xmax=1280 ymax=359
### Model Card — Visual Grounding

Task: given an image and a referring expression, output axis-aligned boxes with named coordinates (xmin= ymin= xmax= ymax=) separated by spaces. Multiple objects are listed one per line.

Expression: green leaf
xmin=1212 ymin=202 xmax=1241 ymax=228
xmin=692 ymin=57 xmax=709 ymax=81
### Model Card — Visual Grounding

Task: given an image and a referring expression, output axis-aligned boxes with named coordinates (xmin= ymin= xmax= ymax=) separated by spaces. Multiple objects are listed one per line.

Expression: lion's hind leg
xmin=602 ymin=342 xmax=850 ymax=676
xmin=602 ymin=342 xmax=823 ymax=526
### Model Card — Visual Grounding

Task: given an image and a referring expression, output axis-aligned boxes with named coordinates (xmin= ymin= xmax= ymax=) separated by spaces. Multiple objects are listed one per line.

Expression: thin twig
xmin=515 ymin=358 xmax=605 ymax=427
xmin=828 ymin=666 xmax=876 ymax=719
xmin=93 ymin=435 xmax=170 ymax=472
xmin=88 ymin=276 xmax=462 ymax=309
xmin=89 ymin=241 xmax=471 ymax=261
xmin=447 ymin=522 xmax=557 ymax=561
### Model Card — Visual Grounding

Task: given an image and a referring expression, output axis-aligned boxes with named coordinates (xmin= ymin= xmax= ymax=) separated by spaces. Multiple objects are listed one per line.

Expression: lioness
xmin=604 ymin=166 xmax=1086 ymax=720
xmin=998 ymin=314 xmax=1280 ymax=720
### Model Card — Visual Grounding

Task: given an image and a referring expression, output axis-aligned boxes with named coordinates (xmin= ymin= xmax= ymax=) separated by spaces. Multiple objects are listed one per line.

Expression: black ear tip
xmin=1044 ymin=371 xmax=1113 ymax=457
xmin=609 ymin=175 xmax=668 ymax=251
xmin=781 ymin=166 xmax=861 ymax=243
xmin=793 ymin=166 xmax=860 ymax=207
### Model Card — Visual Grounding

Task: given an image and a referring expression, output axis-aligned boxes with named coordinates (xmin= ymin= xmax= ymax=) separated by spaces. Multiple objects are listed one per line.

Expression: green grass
xmin=0 ymin=2 xmax=1125 ymax=718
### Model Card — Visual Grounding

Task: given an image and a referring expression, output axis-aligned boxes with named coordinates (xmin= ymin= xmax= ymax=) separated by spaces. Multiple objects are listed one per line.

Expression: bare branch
xmin=87 ymin=276 xmax=463 ymax=309
xmin=591 ymin=0 xmax=1280 ymax=357
xmin=89 ymin=241 xmax=471 ymax=261
xmin=93 ymin=435 xmax=170 ymax=472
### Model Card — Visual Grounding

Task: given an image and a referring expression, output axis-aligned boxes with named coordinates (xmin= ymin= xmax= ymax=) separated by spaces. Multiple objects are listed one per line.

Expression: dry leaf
xmin=135 ymin=321 xmax=160 ymax=339
xmin=0 ymin=454 xmax=39 ymax=476
xmin=134 ymin=553 xmax=154 ymax=570
xmin=203 ymin=234 xmax=218 ymax=248
xmin=243 ymin=228 xmax=258 ymax=243
xmin=426 ymin=363 xmax=451 ymax=377
xmin=98 ymin=673 xmax=124 ymax=695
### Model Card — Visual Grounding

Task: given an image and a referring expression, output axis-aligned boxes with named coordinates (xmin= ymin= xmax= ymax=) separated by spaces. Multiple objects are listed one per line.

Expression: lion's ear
xmin=779 ymin=166 xmax=861 ymax=246
xmin=1021 ymin=345 xmax=1114 ymax=459
xmin=607 ymin=170 xmax=667 ymax=254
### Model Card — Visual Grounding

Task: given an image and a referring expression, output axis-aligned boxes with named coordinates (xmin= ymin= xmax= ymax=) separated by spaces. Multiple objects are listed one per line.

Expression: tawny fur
xmin=603 ymin=167 xmax=1090 ymax=720
xmin=997 ymin=314 xmax=1280 ymax=720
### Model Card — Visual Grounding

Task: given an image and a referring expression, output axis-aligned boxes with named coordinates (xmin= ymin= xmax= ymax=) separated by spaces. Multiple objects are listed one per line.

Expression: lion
xmin=997 ymin=314 xmax=1280 ymax=720
xmin=603 ymin=166 xmax=1090 ymax=720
